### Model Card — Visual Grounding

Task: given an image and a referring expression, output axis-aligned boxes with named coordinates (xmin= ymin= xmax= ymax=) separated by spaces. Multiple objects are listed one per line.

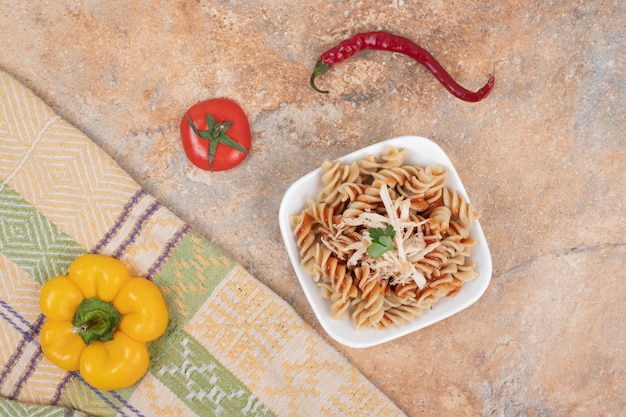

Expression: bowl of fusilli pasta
xmin=279 ymin=136 xmax=492 ymax=348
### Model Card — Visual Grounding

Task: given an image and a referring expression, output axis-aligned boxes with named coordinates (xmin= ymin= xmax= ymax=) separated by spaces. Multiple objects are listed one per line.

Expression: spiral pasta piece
xmin=393 ymin=282 xmax=419 ymax=300
xmin=291 ymin=212 xmax=318 ymax=275
xmin=315 ymin=246 xmax=357 ymax=300
xmin=428 ymin=205 xmax=452 ymax=232
xmin=330 ymin=291 xmax=352 ymax=319
xmin=352 ymin=279 xmax=387 ymax=328
xmin=452 ymin=262 xmax=479 ymax=282
xmin=399 ymin=166 xmax=447 ymax=200
xmin=356 ymin=154 xmax=383 ymax=178
xmin=319 ymin=160 xmax=361 ymax=207
xmin=442 ymin=186 xmax=480 ymax=228
xmin=372 ymin=165 xmax=422 ymax=188
xmin=378 ymin=302 xmax=424 ymax=329
xmin=339 ymin=182 xmax=367 ymax=203
xmin=341 ymin=186 xmax=384 ymax=219
xmin=307 ymin=200 xmax=338 ymax=236
xmin=380 ymin=147 xmax=407 ymax=168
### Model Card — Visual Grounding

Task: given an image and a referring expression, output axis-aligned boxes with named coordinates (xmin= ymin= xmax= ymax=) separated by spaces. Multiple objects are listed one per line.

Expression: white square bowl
xmin=279 ymin=136 xmax=492 ymax=348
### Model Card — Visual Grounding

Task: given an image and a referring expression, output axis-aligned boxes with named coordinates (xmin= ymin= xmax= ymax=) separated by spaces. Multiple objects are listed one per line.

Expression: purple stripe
xmin=51 ymin=372 xmax=76 ymax=405
xmin=87 ymin=381 xmax=130 ymax=417
xmin=0 ymin=314 xmax=44 ymax=386
xmin=57 ymin=372 xmax=144 ymax=417
xmin=112 ymin=201 xmax=160 ymax=259
xmin=91 ymin=189 xmax=147 ymax=254
xmin=146 ymin=224 xmax=191 ymax=280
xmin=0 ymin=306 xmax=28 ymax=337
xmin=0 ymin=298 xmax=34 ymax=332
xmin=111 ymin=390 xmax=146 ymax=417
xmin=9 ymin=345 xmax=43 ymax=399
xmin=77 ymin=374 xmax=137 ymax=417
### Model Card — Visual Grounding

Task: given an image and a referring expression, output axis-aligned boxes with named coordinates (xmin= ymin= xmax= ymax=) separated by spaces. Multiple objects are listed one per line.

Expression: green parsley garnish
xmin=367 ymin=225 xmax=396 ymax=259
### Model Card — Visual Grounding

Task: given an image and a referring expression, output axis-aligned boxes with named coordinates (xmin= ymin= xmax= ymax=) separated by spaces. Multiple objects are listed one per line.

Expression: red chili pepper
xmin=310 ymin=31 xmax=494 ymax=102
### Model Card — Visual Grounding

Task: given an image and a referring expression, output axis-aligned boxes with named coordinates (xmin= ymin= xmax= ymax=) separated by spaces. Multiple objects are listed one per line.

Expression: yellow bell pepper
xmin=39 ymin=254 xmax=168 ymax=391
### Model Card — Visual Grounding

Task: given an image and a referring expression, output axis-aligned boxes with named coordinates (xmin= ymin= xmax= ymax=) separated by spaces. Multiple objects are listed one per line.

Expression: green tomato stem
xmin=185 ymin=114 xmax=248 ymax=170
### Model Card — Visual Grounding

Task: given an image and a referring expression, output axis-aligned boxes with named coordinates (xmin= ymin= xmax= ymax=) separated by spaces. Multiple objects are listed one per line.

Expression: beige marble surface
xmin=1 ymin=1 xmax=624 ymax=415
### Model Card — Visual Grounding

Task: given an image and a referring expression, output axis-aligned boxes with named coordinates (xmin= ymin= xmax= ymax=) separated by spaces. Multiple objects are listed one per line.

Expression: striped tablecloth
xmin=0 ymin=70 xmax=406 ymax=417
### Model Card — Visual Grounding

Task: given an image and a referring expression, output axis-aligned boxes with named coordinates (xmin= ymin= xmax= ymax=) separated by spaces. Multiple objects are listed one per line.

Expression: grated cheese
xmin=329 ymin=183 xmax=439 ymax=289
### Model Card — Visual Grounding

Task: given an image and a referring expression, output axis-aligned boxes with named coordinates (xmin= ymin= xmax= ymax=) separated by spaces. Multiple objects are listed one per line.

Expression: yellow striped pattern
xmin=0 ymin=72 xmax=139 ymax=250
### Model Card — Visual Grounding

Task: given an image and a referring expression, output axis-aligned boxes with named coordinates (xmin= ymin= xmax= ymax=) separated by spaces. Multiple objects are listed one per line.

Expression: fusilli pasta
xmin=291 ymin=147 xmax=481 ymax=329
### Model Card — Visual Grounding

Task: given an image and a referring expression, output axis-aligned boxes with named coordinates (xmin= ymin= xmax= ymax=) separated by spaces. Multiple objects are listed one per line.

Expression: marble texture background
xmin=1 ymin=1 xmax=624 ymax=415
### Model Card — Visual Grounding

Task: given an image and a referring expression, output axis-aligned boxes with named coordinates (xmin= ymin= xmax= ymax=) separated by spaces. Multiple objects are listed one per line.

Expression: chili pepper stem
xmin=310 ymin=61 xmax=331 ymax=94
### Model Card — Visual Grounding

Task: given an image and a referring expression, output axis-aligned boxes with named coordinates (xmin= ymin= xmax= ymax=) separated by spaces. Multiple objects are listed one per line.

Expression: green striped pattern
xmin=151 ymin=329 xmax=276 ymax=417
xmin=153 ymin=231 xmax=237 ymax=327
xmin=0 ymin=181 xmax=86 ymax=284
xmin=0 ymin=397 xmax=88 ymax=417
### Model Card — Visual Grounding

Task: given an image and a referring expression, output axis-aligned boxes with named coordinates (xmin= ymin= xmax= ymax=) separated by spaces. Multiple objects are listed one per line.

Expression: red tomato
xmin=180 ymin=98 xmax=251 ymax=171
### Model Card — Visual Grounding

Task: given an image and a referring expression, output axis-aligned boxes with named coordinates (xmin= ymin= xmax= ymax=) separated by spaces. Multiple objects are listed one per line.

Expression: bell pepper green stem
xmin=72 ymin=297 xmax=121 ymax=345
